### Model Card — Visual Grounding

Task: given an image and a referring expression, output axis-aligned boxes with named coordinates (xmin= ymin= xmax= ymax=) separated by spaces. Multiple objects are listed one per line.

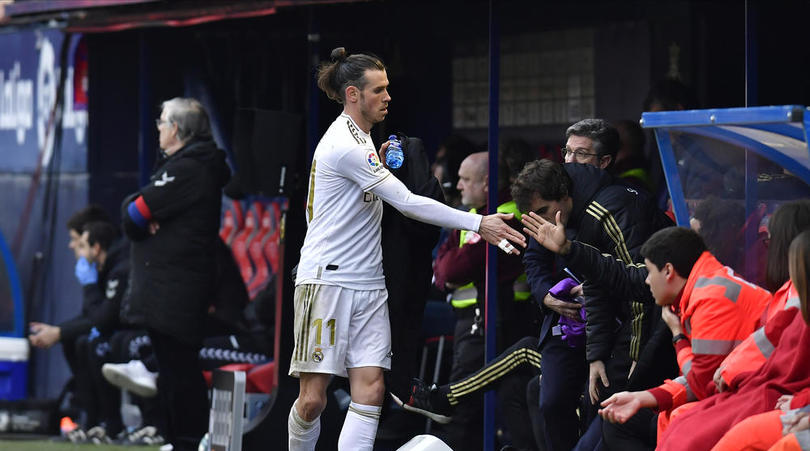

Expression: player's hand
xmin=599 ymin=391 xmax=656 ymax=424
xmin=589 ymin=360 xmax=610 ymax=404
xmin=662 ymin=306 xmax=682 ymax=335
xmin=28 ymin=322 xmax=60 ymax=348
xmin=148 ymin=221 xmax=160 ymax=235
xmin=713 ymin=365 xmax=728 ymax=392
xmin=378 ymin=141 xmax=391 ymax=168
xmin=521 ymin=210 xmax=570 ymax=254
xmin=543 ymin=293 xmax=582 ymax=319
xmin=478 ymin=213 xmax=526 ymax=255
xmin=776 ymin=394 xmax=794 ymax=412
xmin=782 ymin=411 xmax=810 ymax=435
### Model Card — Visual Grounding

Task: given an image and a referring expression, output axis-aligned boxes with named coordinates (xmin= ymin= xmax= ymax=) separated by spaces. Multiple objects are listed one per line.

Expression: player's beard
xmin=360 ymin=92 xmax=387 ymax=125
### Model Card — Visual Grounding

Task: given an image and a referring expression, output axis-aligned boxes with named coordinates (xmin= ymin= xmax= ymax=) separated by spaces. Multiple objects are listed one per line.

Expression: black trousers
xmin=63 ymin=333 xmax=97 ymax=428
xmin=87 ymin=329 xmax=157 ymax=434
xmin=443 ymin=311 xmax=485 ymax=450
xmin=443 ymin=313 xmax=540 ymax=451
xmin=601 ymin=407 xmax=657 ymax=451
xmin=538 ymin=335 xmax=591 ymax=451
xmin=149 ymin=330 xmax=208 ymax=451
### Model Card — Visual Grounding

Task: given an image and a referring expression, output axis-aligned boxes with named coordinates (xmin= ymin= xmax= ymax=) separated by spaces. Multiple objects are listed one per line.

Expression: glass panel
xmin=668 ymin=130 xmax=810 ymax=288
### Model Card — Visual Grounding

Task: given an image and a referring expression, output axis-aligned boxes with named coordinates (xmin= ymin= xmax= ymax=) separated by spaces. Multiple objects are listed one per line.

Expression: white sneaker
xmin=102 ymin=360 xmax=158 ymax=398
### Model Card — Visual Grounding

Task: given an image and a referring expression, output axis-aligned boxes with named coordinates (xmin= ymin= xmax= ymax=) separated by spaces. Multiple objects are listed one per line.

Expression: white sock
xmin=288 ymin=400 xmax=320 ymax=451
xmin=338 ymin=401 xmax=381 ymax=451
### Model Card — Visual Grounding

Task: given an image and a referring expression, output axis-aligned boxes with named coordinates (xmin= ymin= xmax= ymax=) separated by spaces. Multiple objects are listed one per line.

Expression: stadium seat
xmin=232 ymin=205 xmax=261 ymax=285
xmin=219 ymin=199 xmax=245 ymax=246
xmin=247 ymin=205 xmax=272 ymax=298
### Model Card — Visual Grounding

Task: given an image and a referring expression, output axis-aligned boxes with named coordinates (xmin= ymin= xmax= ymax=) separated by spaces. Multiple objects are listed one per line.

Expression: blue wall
xmin=0 ymin=28 xmax=89 ymax=398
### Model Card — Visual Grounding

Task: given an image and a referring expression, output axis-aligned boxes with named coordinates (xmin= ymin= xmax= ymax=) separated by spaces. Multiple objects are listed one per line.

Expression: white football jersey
xmin=296 ymin=113 xmax=391 ymax=290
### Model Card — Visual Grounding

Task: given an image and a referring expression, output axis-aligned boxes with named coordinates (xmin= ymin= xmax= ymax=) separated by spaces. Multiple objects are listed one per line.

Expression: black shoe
xmin=119 ymin=425 xmax=165 ymax=446
xmin=390 ymin=378 xmax=452 ymax=424
xmin=85 ymin=425 xmax=112 ymax=445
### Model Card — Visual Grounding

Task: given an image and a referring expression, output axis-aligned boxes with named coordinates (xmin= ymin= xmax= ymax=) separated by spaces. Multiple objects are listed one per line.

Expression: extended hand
xmin=378 ymin=141 xmax=390 ymax=166
xmin=478 ymin=213 xmax=527 ymax=255
xmin=783 ymin=411 xmax=810 ymax=435
xmin=661 ymin=307 xmax=682 ymax=335
xmin=776 ymin=394 xmax=794 ymax=412
xmin=148 ymin=221 xmax=160 ymax=235
xmin=28 ymin=322 xmax=60 ymax=349
xmin=543 ymin=293 xmax=582 ymax=320
xmin=521 ymin=211 xmax=570 ymax=254
xmin=713 ymin=365 xmax=728 ymax=392
xmin=589 ymin=360 xmax=610 ymax=404
xmin=599 ymin=391 xmax=656 ymax=424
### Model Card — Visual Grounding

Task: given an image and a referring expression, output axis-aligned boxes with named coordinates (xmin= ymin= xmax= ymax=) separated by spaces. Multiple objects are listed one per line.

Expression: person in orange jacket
xmin=694 ymin=230 xmax=810 ymax=451
xmin=711 ymin=393 xmax=809 ymax=451
xmin=597 ymin=227 xmax=772 ymax=433
xmin=715 ymin=200 xmax=810 ymax=391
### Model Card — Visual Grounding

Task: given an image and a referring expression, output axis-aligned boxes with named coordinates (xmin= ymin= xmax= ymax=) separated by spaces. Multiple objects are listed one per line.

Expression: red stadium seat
xmin=203 ymin=361 xmax=276 ymax=394
xmin=263 ymin=202 xmax=281 ymax=274
xmin=232 ymin=206 xmax=260 ymax=285
xmin=247 ymin=204 xmax=271 ymax=298
xmin=246 ymin=361 xmax=276 ymax=394
xmin=219 ymin=199 xmax=245 ymax=245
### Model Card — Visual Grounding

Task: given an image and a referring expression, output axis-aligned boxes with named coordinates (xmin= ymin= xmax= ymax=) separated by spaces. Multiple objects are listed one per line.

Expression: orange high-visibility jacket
xmin=720 ymin=280 xmax=798 ymax=389
xmin=648 ymin=252 xmax=772 ymax=411
xmin=791 ymin=387 xmax=810 ymax=410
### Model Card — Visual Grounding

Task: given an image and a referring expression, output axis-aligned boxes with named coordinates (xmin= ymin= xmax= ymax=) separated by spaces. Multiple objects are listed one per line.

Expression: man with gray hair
xmin=121 ymin=97 xmax=230 ymax=451
xmin=562 ymin=118 xmax=620 ymax=170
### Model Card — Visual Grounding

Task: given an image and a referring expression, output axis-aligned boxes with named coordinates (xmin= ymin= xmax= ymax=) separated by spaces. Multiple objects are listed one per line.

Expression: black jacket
xmin=564 ymin=241 xmax=679 ymax=389
xmin=121 ymin=138 xmax=230 ymax=345
xmin=524 ymin=163 xmax=670 ymax=361
xmin=565 ymin=164 xmax=672 ymax=364
xmin=381 ymin=136 xmax=444 ymax=397
xmin=60 ymin=237 xmax=130 ymax=341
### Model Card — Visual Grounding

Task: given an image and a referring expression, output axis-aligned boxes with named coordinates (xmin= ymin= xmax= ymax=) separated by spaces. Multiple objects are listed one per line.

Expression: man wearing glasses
xmin=561 ymin=118 xmax=618 ymax=170
xmin=122 ymin=98 xmax=230 ymax=450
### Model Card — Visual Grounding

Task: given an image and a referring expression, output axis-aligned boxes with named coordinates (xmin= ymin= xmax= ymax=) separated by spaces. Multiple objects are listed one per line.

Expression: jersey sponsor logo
xmin=106 ymin=279 xmax=119 ymax=299
xmin=367 ymin=151 xmax=382 ymax=172
xmin=363 ymin=192 xmax=380 ymax=203
xmin=626 ymin=187 xmax=639 ymax=195
xmin=154 ymin=171 xmax=175 ymax=187
xmin=346 ymin=119 xmax=366 ymax=145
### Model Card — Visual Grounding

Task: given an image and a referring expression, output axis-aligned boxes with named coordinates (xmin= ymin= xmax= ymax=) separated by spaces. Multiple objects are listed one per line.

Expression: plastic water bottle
xmin=386 ymin=134 xmax=404 ymax=169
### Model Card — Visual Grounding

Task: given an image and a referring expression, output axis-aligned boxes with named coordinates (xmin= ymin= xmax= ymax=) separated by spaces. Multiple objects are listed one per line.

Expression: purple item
xmin=559 ymin=307 xmax=587 ymax=348
xmin=548 ymin=277 xmax=587 ymax=348
xmin=548 ymin=277 xmax=580 ymax=300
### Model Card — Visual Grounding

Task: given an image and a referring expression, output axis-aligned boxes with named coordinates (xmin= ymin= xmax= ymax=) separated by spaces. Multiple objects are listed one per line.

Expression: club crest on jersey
xmin=367 ymin=151 xmax=382 ymax=172
xmin=312 ymin=347 xmax=324 ymax=363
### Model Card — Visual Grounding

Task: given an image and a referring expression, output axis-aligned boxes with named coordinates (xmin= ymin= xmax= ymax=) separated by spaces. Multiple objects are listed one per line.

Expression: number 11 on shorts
xmin=312 ymin=318 xmax=336 ymax=346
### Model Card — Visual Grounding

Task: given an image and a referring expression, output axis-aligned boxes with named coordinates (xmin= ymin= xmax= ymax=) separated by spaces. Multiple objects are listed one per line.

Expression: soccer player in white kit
xmin=287 ymin=47 xmax=526 ymax=451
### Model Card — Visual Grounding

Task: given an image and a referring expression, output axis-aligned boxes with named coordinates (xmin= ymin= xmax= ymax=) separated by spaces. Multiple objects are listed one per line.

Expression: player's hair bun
xmin=330 ymin=47 xmax=347 ymax=63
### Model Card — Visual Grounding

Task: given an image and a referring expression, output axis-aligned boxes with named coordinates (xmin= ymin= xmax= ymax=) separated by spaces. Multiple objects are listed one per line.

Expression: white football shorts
xmin=289 ymin=283 xmax=391 ymax=378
